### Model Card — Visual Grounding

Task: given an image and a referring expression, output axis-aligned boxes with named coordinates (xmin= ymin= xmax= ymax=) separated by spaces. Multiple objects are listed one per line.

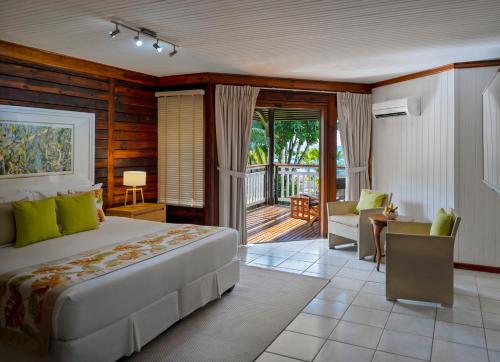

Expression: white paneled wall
xmin=372 ymin=67 xmax=500 ymax=266
xmin=455 ymin=67 xmax=500 ymax=266
xmin=372 ymin=71 xmax=455 ymax=223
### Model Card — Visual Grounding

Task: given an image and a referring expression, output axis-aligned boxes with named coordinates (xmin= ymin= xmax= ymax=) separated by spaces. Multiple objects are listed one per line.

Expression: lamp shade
xmin=123 ymin=171 xmax=146 ymax=187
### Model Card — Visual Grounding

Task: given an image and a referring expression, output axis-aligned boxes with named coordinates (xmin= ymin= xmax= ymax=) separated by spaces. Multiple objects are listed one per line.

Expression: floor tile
xmin=238 ymin=252 xmax=262 ymax=263
xmin=352 ymin=292 xmax=394 ymax=312
xmin=483 ymin=311 xmax=500 ymax=330
xmin=286 ymin=313 xmax=338 ymax=338
xmin=266 ymin=249 xmax=297 ymax=258
xmin=344 ymin=259 xmax=376 ymax=271
xmin=481 ymin=297 xmax=500 ymax=314
xmin=313 ymin=340 xmax=374 ymax=362
xmin=316 ymin=286 xmax=357 ymax=304
xmin=453 ymin=293 xmax=480 ymax=310
xmin=490 ymin=349 xmax=500 ymax=362
xmin=342 ymin=305 xmax=389 ymax=328
xmin=330 ymin=276 xmax=365 ymax=291
xmin=287 ymin=252 xmax=320 ymax=263
xmin=479 ymin=287 xmax=500 ymax=301
xmin=336 ymin=267 xmax=372 ymax=281
xmin=477 ymin=276 xmax=500 ymax=289
xmin=255 ymin=352 xmax=302 ymax=362
xmin=437 ymin=306 xmax=483 ymax=327
xmin=367 ymin=271 xmax=386 ymax=284
xmin=316 ymin=254 xmax=350 ymax=266
xmin=247 ymin=244 xmax=276 ymax=254
xmin=360 ymin=281 xmax=386 ymax=296
xmin=392 ymin=300 xmax=436 ymax=319
xmin=385 ymin=312 xmax=435 ymax=337
xmin=278 ymin=259 xmax=313 ymax=271
xmin=303 ymin=298 xmax=349 ymax=319
xmin=372 ymin=351 xmax=423 ymax=362
xmin=434 ymin=320 xmax=486 ymax=348
xmin=306 ymin=263 xmax=341 ymax=278
xmin=378 ymin=329 xmax=432 ymax=360
xmin=329 ymin=320 xmax=383 ymax=349
xmin=251 ymin=256 xmax=287 ymax=267
xmin=266 ymin=331 xmax=325 ymax=361
xmin=431 ymin=339 xmax=488 ymax=362
xmin=486 ymin=328 xmax=500 ymax=351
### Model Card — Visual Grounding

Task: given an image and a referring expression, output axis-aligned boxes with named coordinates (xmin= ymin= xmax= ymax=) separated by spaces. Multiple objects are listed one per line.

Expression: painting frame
xmin=0 ymin=105 xmax=94 ymax=195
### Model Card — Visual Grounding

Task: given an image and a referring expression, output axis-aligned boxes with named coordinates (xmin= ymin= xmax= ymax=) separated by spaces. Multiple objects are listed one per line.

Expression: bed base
xmin=1 ymin=259 xmax=240 ymax=362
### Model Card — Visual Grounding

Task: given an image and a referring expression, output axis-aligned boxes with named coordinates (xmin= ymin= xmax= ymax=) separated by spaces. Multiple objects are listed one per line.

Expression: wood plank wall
xmin=0 ymin=55 xmax=157 ymax=207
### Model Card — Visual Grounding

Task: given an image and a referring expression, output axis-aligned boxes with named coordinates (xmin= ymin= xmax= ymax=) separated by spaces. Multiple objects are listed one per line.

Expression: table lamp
xmin=123 ymin=171 xmax=146 ymax=206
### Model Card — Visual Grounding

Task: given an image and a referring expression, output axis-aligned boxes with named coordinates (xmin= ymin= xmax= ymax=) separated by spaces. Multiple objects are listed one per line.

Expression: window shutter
xmin=156 ymin=90 xmax=205 ymax=207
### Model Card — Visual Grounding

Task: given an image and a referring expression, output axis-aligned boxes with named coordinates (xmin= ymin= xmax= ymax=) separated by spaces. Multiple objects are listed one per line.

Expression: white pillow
xmin=0 ymin=191 xmax=34 ymax=203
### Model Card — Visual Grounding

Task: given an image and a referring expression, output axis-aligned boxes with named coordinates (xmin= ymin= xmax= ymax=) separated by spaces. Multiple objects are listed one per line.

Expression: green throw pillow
xmin=12 ymin=198 xmax=61 ymax=247
xmin=56 ymin=192 xmax=98 ymax=235
xmin=430 ymin=208 xmax=454 ymax=236
xmin=354 ymin=189 xmax=387 ymax=214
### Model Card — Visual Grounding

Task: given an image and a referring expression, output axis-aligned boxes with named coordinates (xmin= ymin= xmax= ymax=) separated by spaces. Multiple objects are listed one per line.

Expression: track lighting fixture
xmin=169 ymin=45 xmax=178 ymax=57
xmin=153 ymin=40 xmax=162 ymax=53
xmin=134 ymin=33 xmax=142 ymax=46
xmin=109 ymin=24 xmax=120 ymax=38
xmin=108 ymin=21 xmax=178 ymax=56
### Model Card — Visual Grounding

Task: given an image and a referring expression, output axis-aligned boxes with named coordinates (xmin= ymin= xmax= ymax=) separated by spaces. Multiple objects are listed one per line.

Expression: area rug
xmin=125 ymin=265 xmax=328 ymax=362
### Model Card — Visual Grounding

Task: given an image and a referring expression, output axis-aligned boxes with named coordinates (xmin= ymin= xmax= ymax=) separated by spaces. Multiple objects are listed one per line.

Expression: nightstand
xmin=106 ymin=203 xmax=166 ymax=223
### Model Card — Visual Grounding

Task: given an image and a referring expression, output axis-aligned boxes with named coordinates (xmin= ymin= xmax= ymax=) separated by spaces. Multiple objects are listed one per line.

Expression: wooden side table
xmin=369 ymin=214 xmax=412 ymax=271
xmin=106 ymin=203 xmax=166 ymax=223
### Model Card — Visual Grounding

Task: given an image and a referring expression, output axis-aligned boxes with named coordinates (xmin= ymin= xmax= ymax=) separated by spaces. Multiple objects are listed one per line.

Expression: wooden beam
xmin=159 ymin=72 xmax=371 ymax=94
xmin=371 ymin=58 xmax=500 ymax=89
xmin=107 ymin=78 xmax=115 ymax=207
xmin=0 ymin=40 xmax=158 ymax=86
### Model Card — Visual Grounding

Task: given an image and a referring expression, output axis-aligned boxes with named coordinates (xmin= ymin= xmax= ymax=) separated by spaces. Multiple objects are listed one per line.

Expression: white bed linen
xmin=0 ymin=217 xmax=239 ymax=341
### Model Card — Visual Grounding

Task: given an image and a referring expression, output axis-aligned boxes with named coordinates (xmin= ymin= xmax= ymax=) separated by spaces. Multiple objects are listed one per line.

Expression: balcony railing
xmin=245 ymin=165 xmax=267 ymax=207
xmin=276 ymin=164 xmax=319 ymax=202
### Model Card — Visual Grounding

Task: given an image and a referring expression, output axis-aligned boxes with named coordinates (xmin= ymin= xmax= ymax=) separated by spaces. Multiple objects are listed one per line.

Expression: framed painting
xmin=0 ymin=121 xmax=74 ymax=178
xmin=0 ymin=105 xmax=94 ymax=195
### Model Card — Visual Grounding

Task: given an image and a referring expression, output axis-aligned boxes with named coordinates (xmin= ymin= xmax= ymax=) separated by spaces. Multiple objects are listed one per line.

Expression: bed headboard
xmin=0 ymin=105 xmax=95 ymax=198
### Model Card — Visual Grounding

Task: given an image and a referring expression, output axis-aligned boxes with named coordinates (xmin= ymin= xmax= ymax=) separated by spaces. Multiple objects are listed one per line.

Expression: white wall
xmin=455 ymin=67 xmax=500 ymax=266
xmin=372 ymin=66 xmax=500 ymax=266
xmin=372 ymin=70 xmax=455 ymax=222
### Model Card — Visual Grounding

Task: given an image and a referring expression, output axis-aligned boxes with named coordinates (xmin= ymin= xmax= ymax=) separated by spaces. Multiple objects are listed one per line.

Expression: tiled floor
xmin=238 ymin=239 xmax=500 ymax=362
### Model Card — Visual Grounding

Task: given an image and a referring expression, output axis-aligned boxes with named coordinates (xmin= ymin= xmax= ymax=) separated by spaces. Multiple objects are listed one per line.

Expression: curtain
xmin=215 ymin=85 xmax=260 ymax=244
xmin=337 ymin=92 xmax=372 ymax=201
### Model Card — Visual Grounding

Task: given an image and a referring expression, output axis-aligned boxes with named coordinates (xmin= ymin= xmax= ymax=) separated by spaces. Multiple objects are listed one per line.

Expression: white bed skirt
xmin=1 ymin=259 xmax=240 ymax=362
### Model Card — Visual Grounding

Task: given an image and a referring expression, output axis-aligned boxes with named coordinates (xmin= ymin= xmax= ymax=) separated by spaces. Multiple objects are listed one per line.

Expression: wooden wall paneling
xmin=106 ymin=78 xmax=115 ymax=207
xmin=0 ymin=40 xmax=158 ymax=86
xmin=0 ymin=56 xmax=111 ymax=203
xmin=112 ymin=79 xmax=158 ymax=206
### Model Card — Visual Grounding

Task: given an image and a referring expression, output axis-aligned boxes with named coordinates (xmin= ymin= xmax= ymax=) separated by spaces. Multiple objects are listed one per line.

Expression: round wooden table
xmin=368 ymin=214 xmax=391 ymax=272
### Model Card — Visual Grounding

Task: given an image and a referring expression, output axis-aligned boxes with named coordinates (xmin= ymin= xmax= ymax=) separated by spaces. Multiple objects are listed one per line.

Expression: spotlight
xmin=169 ymin=45 xmax=178 ymax=57
xmin=109 ymin=24 xmax=120 ymax=38
xmin=134 ymin=33 xmax=143 ymax=46
xmin=153 ymin=40 xmax=162 ymax=53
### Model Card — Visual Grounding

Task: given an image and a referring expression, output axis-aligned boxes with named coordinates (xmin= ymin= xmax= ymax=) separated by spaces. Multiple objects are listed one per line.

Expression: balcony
xmin=245 ymin=164 xmax=346 ymax=244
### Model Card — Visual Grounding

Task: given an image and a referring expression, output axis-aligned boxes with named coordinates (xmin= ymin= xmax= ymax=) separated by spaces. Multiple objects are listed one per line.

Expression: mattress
xmin=0 ymin=217 xmax=239 ymax=341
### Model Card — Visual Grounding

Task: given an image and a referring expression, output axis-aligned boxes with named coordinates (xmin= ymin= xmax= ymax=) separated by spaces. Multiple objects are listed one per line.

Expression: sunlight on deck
xmin=247 ymin=205 xmax=319 ymax=244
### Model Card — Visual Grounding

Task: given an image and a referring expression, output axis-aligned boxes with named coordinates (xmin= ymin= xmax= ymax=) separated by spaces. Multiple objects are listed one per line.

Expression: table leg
xmin=372 ymin=223 xmax=383 ymax=272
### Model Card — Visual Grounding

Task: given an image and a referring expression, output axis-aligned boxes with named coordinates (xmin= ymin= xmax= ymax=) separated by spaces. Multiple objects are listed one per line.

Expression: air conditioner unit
xmin=372 ymin=97 xmax=421 ymax=119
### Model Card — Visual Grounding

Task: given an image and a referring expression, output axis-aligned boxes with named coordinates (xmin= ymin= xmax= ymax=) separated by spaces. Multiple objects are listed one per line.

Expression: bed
xmin=0 ymin=216 xmax=240 ymax=362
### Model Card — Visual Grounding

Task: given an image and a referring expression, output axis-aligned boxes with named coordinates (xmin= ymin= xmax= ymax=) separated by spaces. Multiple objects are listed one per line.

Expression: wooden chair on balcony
xmin=290 ymin=194 xmax=320 ymax=226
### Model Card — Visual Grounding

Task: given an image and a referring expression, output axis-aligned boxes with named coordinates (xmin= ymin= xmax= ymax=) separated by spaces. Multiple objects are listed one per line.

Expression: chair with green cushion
xmin=326 ymin=189 xmax=392 ymax=260
xmin=385 ymin=209 xmax=461 ymax=307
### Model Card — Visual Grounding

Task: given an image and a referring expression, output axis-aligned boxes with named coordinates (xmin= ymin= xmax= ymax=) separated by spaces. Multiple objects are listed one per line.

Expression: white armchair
xmin=326 ymin=191 xmax=392 ymax=260
xmin=385 ymin=212 xmax=461 ymax=307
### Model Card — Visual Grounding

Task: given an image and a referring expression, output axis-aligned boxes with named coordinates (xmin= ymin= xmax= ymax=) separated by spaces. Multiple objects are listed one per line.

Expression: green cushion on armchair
xmin=430 ymin=208 xmax=454 ymax=236
xmin=354 ymin=189 xmax=387 ymax=214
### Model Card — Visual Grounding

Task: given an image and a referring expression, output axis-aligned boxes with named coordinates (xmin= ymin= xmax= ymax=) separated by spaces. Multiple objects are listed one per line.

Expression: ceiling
xmin=1 ymin=0 xmax=500 ymax=83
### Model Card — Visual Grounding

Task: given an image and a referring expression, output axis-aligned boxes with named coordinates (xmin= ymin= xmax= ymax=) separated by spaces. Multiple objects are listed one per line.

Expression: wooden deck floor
xmin=247 ymin=205 xmax=319 ymax=244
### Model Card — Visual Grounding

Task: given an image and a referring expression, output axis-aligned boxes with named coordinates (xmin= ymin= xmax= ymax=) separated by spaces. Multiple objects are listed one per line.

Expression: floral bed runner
xmin=0 ymin=224 xmax=222 ymax=354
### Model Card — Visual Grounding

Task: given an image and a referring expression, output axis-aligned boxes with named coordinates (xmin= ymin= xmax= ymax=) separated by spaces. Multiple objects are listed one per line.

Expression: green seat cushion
xmin=56 ymin=192 xmax=98 ymax=235
xmin=430 ymin=208 xmax=454 ymax=236
xmin=12 ymin=198 xmax=61 ymax=247
xmin=354 ymin=189 xmax=387 ymax=214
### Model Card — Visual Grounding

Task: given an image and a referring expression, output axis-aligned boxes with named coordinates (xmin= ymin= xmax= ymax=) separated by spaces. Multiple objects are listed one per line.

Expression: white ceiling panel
xmin=0 ymin=0 xmax=499 ymax=83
